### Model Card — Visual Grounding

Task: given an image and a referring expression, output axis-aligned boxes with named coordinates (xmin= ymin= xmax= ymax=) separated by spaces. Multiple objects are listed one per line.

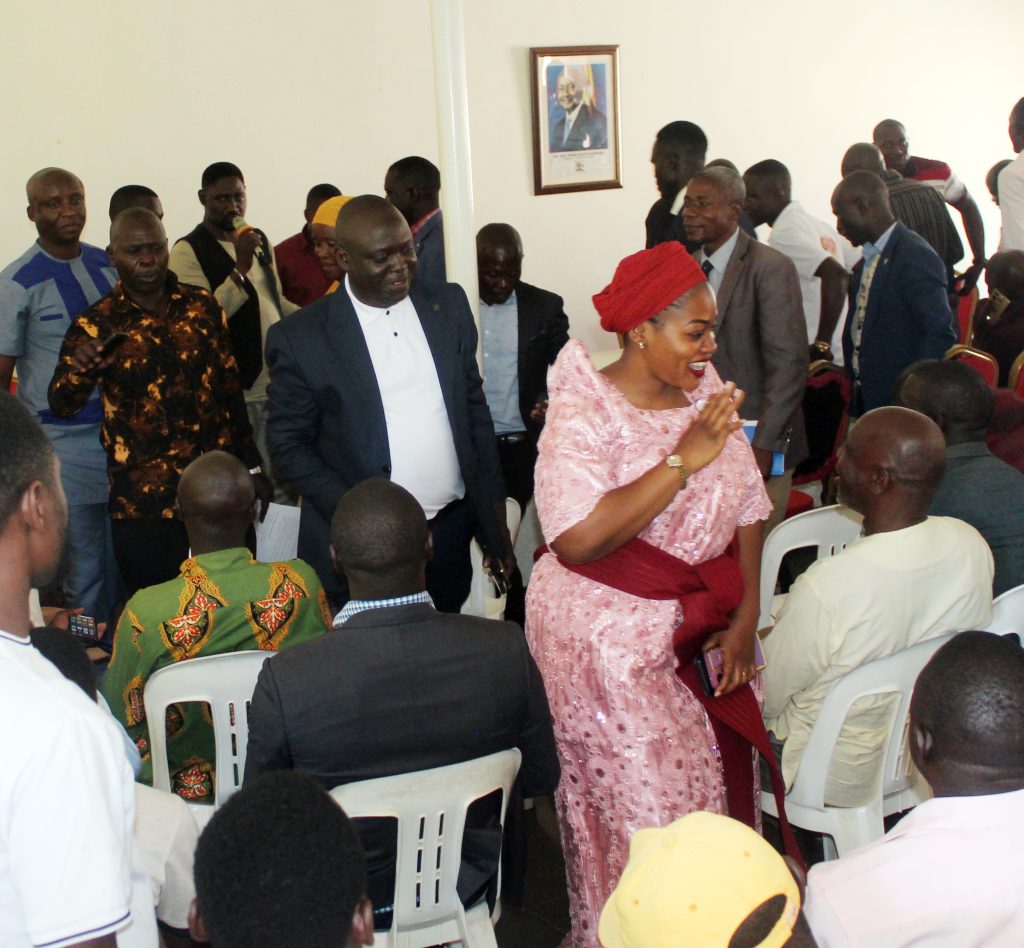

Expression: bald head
xmin=911 ymin=631 xmax=1024 ymax=795
xmin=838 ymin=407 xmax=946 ymax=528
xmin=176 ymin=452 xmax=256 ymax=552
xmin=335 ymin=195 xmax=406 ymax=251
xmin=109 ymin=207 xmax=165 ymax=248
xmin=987 ymin=250 xmax=1024 ymax=300
xmin=893 ymin=359 xmax=994 ymax=443
xmin=26 ymin=167 xmax=82 ymax=202
xmin=330 ymin=479 xmax=429 ymax=597
xmin=841 ymin=142 xmax=886 ymax=178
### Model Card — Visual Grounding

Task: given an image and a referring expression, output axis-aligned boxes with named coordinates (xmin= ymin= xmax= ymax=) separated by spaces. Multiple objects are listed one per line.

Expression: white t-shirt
xmin=998 ymin=153 xmax=1024 ymax=253
xmin=806 ymin=788 xmax=1024 ymax=947
xmin=134 ymin=784 xmax=199 ymax=931
xmin=762 ymin=517 xmax=993 ymax=805
xmin=345 ymin=278 xmax=464 ymax=517
xmin=0 ymin=628 xmax=158 ymax=947
xmin=768 ymin=201 xmax=860 ymax=363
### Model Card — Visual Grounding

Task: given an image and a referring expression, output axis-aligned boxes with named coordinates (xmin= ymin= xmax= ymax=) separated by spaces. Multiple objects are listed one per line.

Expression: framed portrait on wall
xmin=530 ymin=45 xmax=621 ymax=196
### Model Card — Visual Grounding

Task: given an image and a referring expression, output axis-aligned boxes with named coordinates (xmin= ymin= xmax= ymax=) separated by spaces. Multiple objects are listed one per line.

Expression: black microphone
xmin=231 ymin=215 xmax=267 ymax=264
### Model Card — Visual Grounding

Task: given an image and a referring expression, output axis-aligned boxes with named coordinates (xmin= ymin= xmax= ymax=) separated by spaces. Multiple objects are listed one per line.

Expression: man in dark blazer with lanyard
xmin=265 ymin=195 xmax=513 ymax=611
xmin=832 ymin=171 xmax=956 ymax=415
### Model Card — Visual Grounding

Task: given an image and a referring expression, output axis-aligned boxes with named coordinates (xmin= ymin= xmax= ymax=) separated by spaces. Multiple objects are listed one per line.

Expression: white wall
xmin=1 ymin=0 xmax=1021 ymax=352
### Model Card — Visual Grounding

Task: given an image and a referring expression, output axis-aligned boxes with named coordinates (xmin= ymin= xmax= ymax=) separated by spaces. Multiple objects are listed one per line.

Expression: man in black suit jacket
xmin=244 ymin=479 xmax=560 ymax=927
xmin=476 ymin=223 xmax=569 ymax=511
xmin=833 ymin=172 xmax=956 ymax=414
xmin=265 ymin=196 xmax=513 ymax=611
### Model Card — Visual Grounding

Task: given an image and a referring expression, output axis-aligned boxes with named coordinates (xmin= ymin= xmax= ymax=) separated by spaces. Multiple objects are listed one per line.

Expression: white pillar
xmin=430 ymin=0 xmax=480 ymax=352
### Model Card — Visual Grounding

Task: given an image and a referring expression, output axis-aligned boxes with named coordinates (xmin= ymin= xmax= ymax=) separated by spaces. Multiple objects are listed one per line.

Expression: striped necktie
xmin=850 ymin=255 xmax=881 ymax=379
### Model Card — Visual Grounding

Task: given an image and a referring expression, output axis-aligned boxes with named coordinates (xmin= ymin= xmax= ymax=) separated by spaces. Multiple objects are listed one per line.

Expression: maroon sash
xmin=551 ymin=537 xmax=804 ymax=866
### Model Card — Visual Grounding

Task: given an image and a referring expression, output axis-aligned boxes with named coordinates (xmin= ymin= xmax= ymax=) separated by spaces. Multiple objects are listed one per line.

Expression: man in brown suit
xmin=683 ymin=166 xmax=807 ymax=534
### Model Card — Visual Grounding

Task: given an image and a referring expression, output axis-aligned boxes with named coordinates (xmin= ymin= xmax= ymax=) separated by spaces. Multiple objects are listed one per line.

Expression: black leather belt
xmin=496 ymin=432 xmax=528 ymax=444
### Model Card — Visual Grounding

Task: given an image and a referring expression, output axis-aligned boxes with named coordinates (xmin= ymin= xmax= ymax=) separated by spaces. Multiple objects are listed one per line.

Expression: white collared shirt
xmin=806 ymin=788 xmax=1024 ymax=946
xmin=698 ymin=228 xmax=740 ymax=294
xmin=344 ymin=278 xmax=464 ymax=517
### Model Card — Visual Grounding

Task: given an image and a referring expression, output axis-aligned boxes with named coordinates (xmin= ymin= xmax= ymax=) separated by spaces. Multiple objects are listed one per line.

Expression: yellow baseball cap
xmin=311 ymin=195 xmax=351 ymax=228
xmin=598 ymin=812 xmax=800 ymax=947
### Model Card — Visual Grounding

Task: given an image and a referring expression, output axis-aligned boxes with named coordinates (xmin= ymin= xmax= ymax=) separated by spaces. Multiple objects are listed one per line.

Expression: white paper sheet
xmin=255 ymin=503 xmax=301 ymax=562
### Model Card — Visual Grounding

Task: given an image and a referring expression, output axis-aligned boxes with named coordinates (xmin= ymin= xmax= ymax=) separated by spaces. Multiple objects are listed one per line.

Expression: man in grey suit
xmin=265 ymin=195 xmax=512 ymax=610
xmin=384 ymin=156 xmax=445 ymax=287
xmin=683 ymin=166 xmax=808 ymax=534
xmin=244 ymin=478 xmax=560 ymax=929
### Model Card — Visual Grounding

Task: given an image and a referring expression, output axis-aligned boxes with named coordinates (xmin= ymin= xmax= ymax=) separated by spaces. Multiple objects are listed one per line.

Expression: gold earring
xmin=637 ymin=340 xmax=646 ymax=349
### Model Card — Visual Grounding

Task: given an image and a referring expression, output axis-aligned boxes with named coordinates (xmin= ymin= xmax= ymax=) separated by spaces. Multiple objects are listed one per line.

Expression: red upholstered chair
xmin=785 ymin=360 xmax=853 ymax=517
xmin=956 ymin=285 xmax=979 ymax=345
xmin=945 ymin=345 xmax=999 ymax=388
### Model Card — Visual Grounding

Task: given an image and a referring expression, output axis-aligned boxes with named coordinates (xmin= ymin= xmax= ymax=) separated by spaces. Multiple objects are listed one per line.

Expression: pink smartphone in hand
xmin=696 ymin=637 xmax=766 ymax=695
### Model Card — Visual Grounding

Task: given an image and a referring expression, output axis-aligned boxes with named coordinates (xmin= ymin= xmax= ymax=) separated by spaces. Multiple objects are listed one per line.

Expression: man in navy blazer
xmin=833 ymin=171 xmax=956 ymax=414
xmin=265 ymin=195 xmax=512 ymax=610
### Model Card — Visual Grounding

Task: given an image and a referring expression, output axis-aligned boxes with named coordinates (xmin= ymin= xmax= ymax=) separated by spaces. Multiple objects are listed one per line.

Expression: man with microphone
xmin=170 ymin=162 xmax=296 ymax=482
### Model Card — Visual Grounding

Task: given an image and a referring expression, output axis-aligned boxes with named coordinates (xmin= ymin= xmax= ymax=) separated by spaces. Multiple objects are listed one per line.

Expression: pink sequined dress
xmin=525 ymin=341 xmax=771 ymax=947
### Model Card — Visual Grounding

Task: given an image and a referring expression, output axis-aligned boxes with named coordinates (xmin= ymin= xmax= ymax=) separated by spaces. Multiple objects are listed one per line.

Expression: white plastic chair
xmin=330 ymin=748 xmax=522 ymax=948
xmin=759 ymin=505 xmax=864 ymax=629
xmin=461 ymin=498 xmax=522 ymax=620
xmin=762 ymin=631 xmax=959 ymax=860
xmin=985 ymin=583 xmax=1024 ymax=640
xmin=144 ymin=650 xmax=273 ymax=827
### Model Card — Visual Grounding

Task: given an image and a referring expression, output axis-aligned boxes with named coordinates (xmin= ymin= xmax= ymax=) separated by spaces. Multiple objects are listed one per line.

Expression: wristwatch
xmin=812 ymin=340 xmax=832 ymax=355
xmin=249 ymin=466 xmax=263 ymax=476
xmin=665 ymin=454 xmax=688 ymax=490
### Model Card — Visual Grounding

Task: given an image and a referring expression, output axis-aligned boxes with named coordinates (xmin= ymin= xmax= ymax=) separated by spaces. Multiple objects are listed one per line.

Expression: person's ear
xmin=348 ymin=896 xmax=375 ymax=946
xmin=330 ymin=543 xmax=344 ymax=577
xmin=187 ymin=898 xmax=209 ymax=943
xmin=197 ymin=188 xmax=206 ymax=207
xmin=910 ymin=721 xmax=933 ymax=768
xmin=630 ymin=324 xmax=649 ymax=349
xmin=869 ymin=464 xmax=891 ymax=494
xmin=21 ymin=481 xmax=47 ymax=532
xmin=26 ymin=203 xmax=36 ymax=223
xmin=336 ymin=246 xmax=351 ymax=274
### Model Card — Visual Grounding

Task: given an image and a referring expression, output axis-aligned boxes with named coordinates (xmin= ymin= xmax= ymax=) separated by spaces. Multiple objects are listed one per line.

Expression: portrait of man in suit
xmin=549 ymin=65 xmax=608 ymax=153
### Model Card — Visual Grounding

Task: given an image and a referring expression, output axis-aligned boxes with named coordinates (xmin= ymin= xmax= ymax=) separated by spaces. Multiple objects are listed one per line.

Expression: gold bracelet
xmin=665 ymin=454 xmax=688 ymax=490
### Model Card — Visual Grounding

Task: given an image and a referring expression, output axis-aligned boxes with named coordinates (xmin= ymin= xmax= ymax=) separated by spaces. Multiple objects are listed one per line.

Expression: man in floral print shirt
xmin=48 ymin=207 xmax=271 ymax=597
xmin=100 ymin=451 xmax=330 ymax=802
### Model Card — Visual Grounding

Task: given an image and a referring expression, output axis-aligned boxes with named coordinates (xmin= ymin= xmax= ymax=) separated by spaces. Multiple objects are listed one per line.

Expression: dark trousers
xmin=495 ymin=434 xmax=536 ymax=627
xmin=111 ymin=518 xmax=190 ymax=599
xmin=425 ymin=497 xmax=476 ymax=613
xmin=495 ymin=433 xmax=537 ymax=513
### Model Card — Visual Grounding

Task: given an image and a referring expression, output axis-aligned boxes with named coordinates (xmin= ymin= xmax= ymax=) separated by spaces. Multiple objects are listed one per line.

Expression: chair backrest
xmin=144 ymin=650 xmax=273 ymax=807
xmin=759 ymin=505 xmax=864 ymax=629
xmin=331 ymin=749 xmax=522 ymax=938
xmin=462 ymin=498 xmax=522 ymax=619
xmin=787 ymin=631 xmax=959 ymax=811
xmin=793 ymin=360 xmax=853 ymax=487
xmin=945 ymin=344 xmax=999 ymax=387
xmin=1009 ymin=350 xmax=1024 ymax=397
xmin=956 ymin=284 xmax=979 ymax=345
xmin=987 ymin=582 xmax=1024 ymax=636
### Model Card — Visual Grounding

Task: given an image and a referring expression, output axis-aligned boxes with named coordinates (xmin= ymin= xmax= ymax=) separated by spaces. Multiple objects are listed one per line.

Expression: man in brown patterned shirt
xmin=48 ymin=207 xmax=270 ymax=597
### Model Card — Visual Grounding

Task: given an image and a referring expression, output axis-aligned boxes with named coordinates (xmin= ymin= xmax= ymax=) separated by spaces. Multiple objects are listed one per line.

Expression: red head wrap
xmin=592 ymin=242 xmax=708 ymax=334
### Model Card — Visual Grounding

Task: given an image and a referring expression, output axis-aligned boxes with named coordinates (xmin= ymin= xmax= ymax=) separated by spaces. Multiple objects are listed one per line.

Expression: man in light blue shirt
xmin=477 ymin=223 xmax=569 ymax=512
xmin=0 ymin=168 xmax=119 ymax=623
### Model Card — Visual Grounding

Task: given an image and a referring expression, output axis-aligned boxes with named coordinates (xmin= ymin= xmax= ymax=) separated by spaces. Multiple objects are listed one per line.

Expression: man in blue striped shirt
xmin=0 ymin=168 xmax=119 ymax=623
